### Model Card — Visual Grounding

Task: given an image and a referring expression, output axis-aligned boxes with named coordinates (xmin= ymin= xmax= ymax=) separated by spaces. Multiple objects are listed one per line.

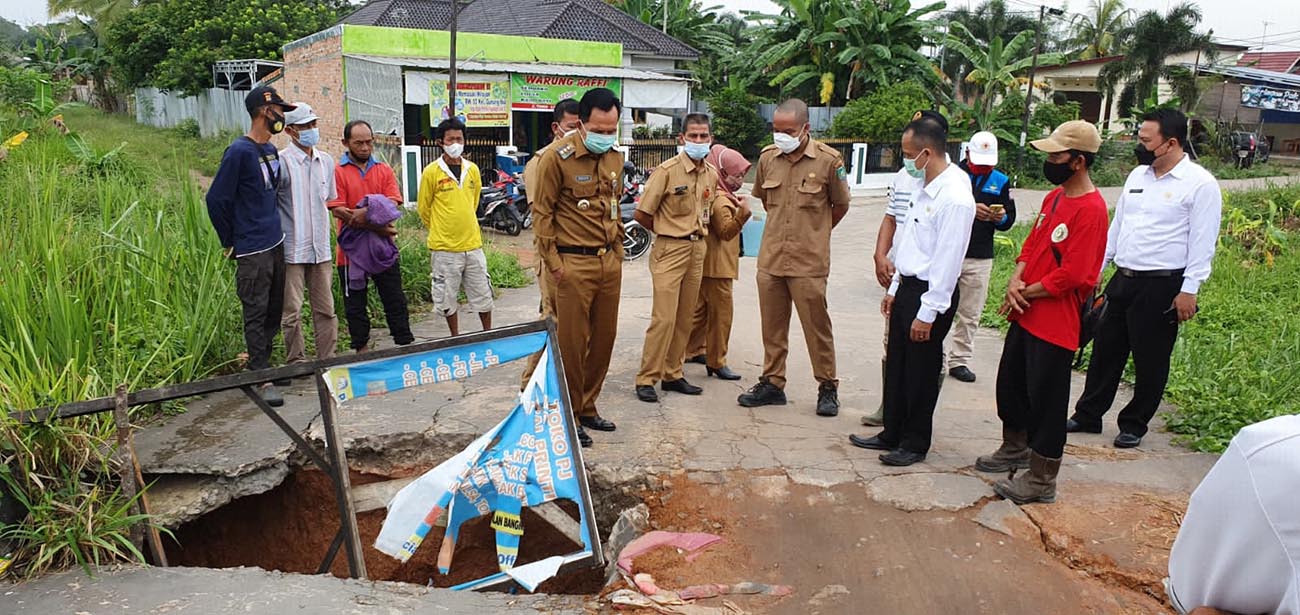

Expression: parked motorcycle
xmin=478 ymin=188 xmax=523 ymax=236
xmin=620 ymin=161 xmax=652 ymax=260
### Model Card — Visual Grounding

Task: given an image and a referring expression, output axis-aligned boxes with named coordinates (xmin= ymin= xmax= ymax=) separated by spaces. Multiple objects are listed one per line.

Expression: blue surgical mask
xmin=295 ymin=127 xmax=320 ymax=148
xmin=584 ymin=131 xmax=617 ymax=154
xmin=683 ymin=141 xmax=710 ymax=160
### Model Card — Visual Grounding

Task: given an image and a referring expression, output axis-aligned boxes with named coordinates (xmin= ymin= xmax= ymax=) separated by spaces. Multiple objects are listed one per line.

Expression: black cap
xmin=911 ymin=109 xmax=949 ymax=133
xmin=244 ymin=85 xmax=296 ymax=115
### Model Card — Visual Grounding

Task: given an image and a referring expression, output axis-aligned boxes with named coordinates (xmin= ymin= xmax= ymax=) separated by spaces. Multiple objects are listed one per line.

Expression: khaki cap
xmin=1030 ymin=120 xmax=1102 ymax=153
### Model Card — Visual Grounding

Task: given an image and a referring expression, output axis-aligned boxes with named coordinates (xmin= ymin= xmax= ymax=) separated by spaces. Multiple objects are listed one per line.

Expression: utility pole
xmin=1017 ymin=5 xmax=1064 ymax=175
xmin=448 ymin=0 xmax=463 ymax=120
xmin=1261 ymin=20 xmax=1272 ymax=50
xmin=662 ymin=0 xmax=669 ymax=33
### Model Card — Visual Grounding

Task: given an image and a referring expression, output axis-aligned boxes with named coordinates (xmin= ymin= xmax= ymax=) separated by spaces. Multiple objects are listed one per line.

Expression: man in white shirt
xmin=277 ymin=102 xmax=339 ymax=366
xmin=849 ymin=113 xmax=975 ymax=466
xmin=861 ymin=110 xmax=942 ymax=428
xmin=1067 ymin=108 xmax=1223 ymax=449
xmin=1165 ymin=415 xmax=1300 ymax=615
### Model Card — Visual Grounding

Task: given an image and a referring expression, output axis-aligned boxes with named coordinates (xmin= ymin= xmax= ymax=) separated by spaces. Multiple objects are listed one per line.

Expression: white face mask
xmin=443 ymin=142 xmax=464 ymax=159
xmin=773 ymin=131 xmax=802 ymax=154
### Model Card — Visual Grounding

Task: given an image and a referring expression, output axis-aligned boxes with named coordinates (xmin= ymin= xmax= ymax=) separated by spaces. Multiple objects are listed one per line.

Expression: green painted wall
xmin=341 ymin=25 xmax=622 ymax=67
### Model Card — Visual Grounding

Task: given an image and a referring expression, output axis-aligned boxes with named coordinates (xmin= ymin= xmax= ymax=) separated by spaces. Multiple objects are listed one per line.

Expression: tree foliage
xmin=943 ymin=22 xmax=1065 ymax=132
xmin=1068 ymin=0 xmax=1134 ymax=60
xmin=1097 ymin=2 xmax=1214 ymax=117
xmin=936 ymin=1 xmax=1037 ymax=100
xmin=706 ymin=84 xmax=768 ymax=158
xmin=828 ymin=81 xmax=929 ymax=142
xmin=105 ymin=0 xmax=349 ymax=96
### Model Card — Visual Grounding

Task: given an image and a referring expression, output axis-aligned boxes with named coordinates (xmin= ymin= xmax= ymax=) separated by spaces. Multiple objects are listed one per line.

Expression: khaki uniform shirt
xmin=532 ymin=132 xmax=625 ymax=273
xmin=636 ymin=152 xmax=720 ymax=239
xmin=751 ymin=139 xmax=851 ymax=277
xmin=703 ymin=193 xmax=752 ymax=279
xmin=523 ymin=143 xmax=551 ymax=206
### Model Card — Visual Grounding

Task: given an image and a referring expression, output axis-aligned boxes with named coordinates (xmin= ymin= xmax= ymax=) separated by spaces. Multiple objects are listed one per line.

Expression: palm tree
xmin=944 ymin=22 xmax=1066 ymax=132
xmin=47 ymin=0 xmax=136 ymax=25
xmin=1068 ymin=0 xmax=1133 ymax=60
xmin=1097 ymin=2 xmax=1214 ymax=115
xmin=813 ymin=0 xmax=944 ymax=100
xmin=938 ymin=0 xmax=1038 ymax=100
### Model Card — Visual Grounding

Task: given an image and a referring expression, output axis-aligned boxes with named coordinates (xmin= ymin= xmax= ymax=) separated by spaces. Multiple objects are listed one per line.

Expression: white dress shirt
xmin=1166 ymin=415 xmax=1300 ymax=615
xmin=888 ymin=162 xmax=976 ymax=323
xmin=277 ymin=144 xmax=338 ymax=265
xmin=1103 ymin=154 xmax=1222 ymax=294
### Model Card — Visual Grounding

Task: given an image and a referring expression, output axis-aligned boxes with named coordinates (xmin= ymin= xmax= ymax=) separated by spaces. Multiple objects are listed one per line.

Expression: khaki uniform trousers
xmin=281 ymin=261 xmax=338 ymax=363
xmin=756 ymin=271 xmax=836 ymax=389
xmin=946 ymin=257 xmax=994 ymax=371
xmin=518 ymin=264 xmax=557 ymax=390
xmin=686 ymin=277 xmax=734 ymax=369
xmin=636 ymin=239 xmax=705 ymax=385
xmin=549 ymin=250 xmax=622 ymax=417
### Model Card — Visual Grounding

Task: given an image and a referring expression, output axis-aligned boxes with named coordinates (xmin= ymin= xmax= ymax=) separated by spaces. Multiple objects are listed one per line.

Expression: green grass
xmin=982 ymin=184 xmax=1300 ymax=452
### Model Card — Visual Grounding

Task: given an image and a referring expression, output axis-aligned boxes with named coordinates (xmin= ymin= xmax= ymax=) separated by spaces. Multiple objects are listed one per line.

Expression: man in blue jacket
xmin=206 ymin=86 xmax=297 ymax=406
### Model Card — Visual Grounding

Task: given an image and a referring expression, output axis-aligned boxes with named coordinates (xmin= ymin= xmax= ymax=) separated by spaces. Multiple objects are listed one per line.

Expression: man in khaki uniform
xmin=738 ymin=99 xmax=851 ymax=417
xmin=633 ymin=113 xmax=728 ymax=402
xmin=532 ymin=88 xmax=625 ymax=448
xmin=686 ymin=144 xmax=753 ymax=380
xmin=519 ymin=98 xmax=580 ymax=391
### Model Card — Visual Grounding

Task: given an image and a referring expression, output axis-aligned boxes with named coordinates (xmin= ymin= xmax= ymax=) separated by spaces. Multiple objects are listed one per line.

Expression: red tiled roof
xmin=1238 ymin=52 xmax=1300 ymax=73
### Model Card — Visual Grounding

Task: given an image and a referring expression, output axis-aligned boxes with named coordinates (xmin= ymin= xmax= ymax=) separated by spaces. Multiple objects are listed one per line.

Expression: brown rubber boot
xmin=975 ymin=427 xmax=1030 ymax=473
xmin=993 ymin=452 xmax=1061 ymax=504
xmin=861 ymin=358 xmax=886 ymax=426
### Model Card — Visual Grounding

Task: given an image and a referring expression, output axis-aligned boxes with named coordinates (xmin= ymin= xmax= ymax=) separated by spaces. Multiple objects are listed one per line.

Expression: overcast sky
xmin=3 ymin=0 xmax=1298 ymax=51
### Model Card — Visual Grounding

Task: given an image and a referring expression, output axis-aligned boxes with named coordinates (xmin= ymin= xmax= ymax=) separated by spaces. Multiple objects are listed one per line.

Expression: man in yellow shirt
xmin=418 ymin=118 xmax=492 ymax=336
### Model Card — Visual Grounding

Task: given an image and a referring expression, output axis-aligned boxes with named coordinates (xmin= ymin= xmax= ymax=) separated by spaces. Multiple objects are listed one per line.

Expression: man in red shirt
xmin=976 ymin=120 xmax=1109 ymax=504
xmin=329 ymin=120 xmax=413 ymax=352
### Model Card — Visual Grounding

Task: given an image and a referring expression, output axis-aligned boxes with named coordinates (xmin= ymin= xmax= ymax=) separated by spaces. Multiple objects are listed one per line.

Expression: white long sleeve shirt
xmin=277 ymin=145 xmax=338 ymax=265
xmin=1166 ymin=415 xmax=1300 ymax=615
xmin=1103 ymin=155 xmax=1222 ymax=294
xmin=888 ymin=163 xmax=976 ymax=323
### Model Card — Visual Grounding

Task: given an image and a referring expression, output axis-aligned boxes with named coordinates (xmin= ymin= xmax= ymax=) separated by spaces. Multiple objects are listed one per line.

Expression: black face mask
xmin=267 ymin=108 xmax=286 ymax=135
xmin=1134 ymin=143 xmax=1158 ymax=166
xmin=1042 ymin=159 xmax=1075 ymax=186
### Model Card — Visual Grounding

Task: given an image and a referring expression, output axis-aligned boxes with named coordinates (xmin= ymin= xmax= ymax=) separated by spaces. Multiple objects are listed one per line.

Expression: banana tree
xmin=812 ymin=0 xmax=943 ymax=100
xmin=944 ymin=22 xmax=1065 ymax=130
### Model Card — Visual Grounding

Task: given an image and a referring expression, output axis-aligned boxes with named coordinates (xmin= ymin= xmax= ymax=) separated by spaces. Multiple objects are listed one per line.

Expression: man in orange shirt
xmin=328 ymin=120 xmax=413 ymax=352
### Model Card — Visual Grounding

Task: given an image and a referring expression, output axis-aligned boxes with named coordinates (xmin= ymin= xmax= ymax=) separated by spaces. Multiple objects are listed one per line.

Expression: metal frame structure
xmin=14 ymin=320 xmax=602 ymax=585
xmin=212 ymin=59 xmax=285 ymax=90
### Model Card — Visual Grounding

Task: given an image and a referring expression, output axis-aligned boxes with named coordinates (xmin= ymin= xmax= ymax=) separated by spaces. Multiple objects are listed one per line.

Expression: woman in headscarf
xmin=684 ymin=144 xmax=753 ymax=380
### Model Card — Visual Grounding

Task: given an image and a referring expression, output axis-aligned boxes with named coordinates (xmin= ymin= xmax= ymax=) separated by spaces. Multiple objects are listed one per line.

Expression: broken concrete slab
xmin=4 ymin=565 xmax=585 ymax=614
xmin=146 ymin=464 xmax=291 ymax=529
xmin=974 ymin=499 xmax=1041 ymax=543
xmin=603 ymin=503 xmax=651 ymax=585
xmin=866 ymin=473 xmax=991 ymax=512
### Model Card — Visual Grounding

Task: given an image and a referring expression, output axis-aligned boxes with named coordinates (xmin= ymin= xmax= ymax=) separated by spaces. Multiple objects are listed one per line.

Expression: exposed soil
xmin=163 ymin=468 xmax=603 ymax=592
xmin=622 ymin=472 xmax=1173 ymax=615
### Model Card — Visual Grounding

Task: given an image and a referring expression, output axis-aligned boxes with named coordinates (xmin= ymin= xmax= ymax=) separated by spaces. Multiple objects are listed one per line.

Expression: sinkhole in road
xmin=158 ymin=466 xmax=639 ymax=593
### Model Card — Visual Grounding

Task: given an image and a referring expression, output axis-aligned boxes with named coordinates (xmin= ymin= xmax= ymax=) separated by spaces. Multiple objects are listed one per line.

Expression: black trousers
xmin=339 ymin=260 xmax=414 ymax=350
xmin=235 ymin=244 xmax=287 ymax=372
xmin=880 ymin=276 xmax=958 ymax=454
xmin=1072 ymin=274 xmax=1182 ymax=437
xmin=997 ymin=323 xmax=1074 ymax=458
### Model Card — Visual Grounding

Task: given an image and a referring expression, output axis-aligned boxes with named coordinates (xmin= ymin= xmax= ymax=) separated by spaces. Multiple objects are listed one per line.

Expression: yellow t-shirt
xmin=417 ymin=158 xmax=483 ymax=252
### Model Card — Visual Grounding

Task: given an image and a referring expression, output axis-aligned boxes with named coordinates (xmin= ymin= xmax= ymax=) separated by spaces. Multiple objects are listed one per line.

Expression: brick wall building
xmin=280 ymin=26 xmax=347 ymax=161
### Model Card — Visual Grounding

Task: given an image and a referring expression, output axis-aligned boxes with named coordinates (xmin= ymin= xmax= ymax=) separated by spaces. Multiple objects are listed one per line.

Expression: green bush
xmin=706 ymin=84 xmax=768 ymax=158
xmin=829 ymin=81 xmax=929 ymax=142
xmin=0 ymin=66 xmax=67 ymax=108
xmin=173 ymin=118 xmax=201 ymax=140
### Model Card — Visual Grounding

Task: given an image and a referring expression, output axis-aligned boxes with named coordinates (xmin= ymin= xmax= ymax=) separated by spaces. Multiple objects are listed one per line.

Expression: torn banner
xmin=371 ymin=343 xmax=596 ymax=586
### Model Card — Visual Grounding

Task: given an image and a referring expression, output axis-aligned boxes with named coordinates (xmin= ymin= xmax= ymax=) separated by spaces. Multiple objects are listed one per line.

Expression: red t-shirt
xmin=329 ymin=154 xmax=403 ymax=266
xmin=1010 ymin=188 xmax=1110 ymax=351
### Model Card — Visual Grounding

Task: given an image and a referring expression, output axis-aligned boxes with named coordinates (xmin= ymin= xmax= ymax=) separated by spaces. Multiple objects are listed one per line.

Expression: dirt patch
xmin=629 ymin=472 xmax=1171 ymax=615
xmin=1065 ymin=443 xmax=1142 ymax=462
xmin=1022 ymin=481 xmax=1187 ymax=602
xmin=164 ymin=468 xmax=602 ymax=592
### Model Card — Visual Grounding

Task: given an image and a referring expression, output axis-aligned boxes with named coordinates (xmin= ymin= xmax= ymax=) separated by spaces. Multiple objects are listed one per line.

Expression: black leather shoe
xmin=580 ymin=415 xmax=617 ymax=432
xmin=816 ymin=382 xmax=840 ymax=417
xmin=707 ymin=365 xmax=742 ymax=381
xmin=1113 ymin=432 xmax=1142 ymax=449
xmin=848 ymin=434 xmax=895 ymax=451
xmin=948 ymin=366 xmax=976 ymax=383
xmin=1066 ymin=418 xmax=1103 ymax=434
xmin=662 ymin=378 xmax=703 ymax=395
xmin=879 ymin=448 xmax=927 ymax=466
xmin=686 ymin=354 xmax=707 ymax=365
xmin=737 ymin=379 xmax=786 ymax=407
xmin=577 ymin=426 xmax=593 ymax=448
xmin=635 ymin=385 xmax=659 ymax=403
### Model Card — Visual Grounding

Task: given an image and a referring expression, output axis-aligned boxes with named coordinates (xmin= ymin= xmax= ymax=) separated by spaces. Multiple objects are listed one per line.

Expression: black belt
xmin=557 ymin=244 xmax=613 ymax=256
xmin=899 ymin=274 xmax=926 ymax=286
xmin=661 ymin=233 xmax=702 ymax=241
xmin=1116 ymin=267 xmax=1184 ymax=278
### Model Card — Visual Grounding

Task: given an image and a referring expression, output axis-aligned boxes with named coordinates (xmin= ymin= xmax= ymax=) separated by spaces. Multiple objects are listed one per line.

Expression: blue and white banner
xmin=371 ymin=338 xmax=593 ymax=590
